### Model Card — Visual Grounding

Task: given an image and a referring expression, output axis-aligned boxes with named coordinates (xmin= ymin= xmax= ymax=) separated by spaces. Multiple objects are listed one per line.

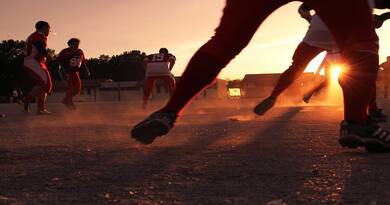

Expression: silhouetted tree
xmin=86 ymin=55 xmax=113 ymax=79
xmin=0 ymin=38 xmax=148 ymax=98
xmin=110 ymin=50 xmax=145 ymax=81
xmin=87 ymin=51 xmax=146 ymax=81
xmin=0 ymin=40 xmax=26 ymax=96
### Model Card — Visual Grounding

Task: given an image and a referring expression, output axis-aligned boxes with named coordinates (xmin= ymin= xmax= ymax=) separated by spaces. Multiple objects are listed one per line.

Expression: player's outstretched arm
xmin=379 ymin=12 xmax=390 ymax=19
xmin=81 ymin=64 xmax=91 ymax=77
xmin=373 ymin=0 xmax=390 ymax=28
xmin=373 ymin=12 xmax=390 ymax=28
xmin=80 ymin=51 xmax=91 ymax=77
xmin=379 ymin=12 xmax=390 ymax=22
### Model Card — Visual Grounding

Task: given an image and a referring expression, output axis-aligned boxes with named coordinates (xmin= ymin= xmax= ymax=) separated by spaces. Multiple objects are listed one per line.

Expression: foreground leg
xmin=311 ymin=0 xmax=390 ymax=150
xmin=254 ymin=42 xmax=324 ymax=115
xmin=131 ymin=0 xmax=289 ymax=144
xmin=303 ymin=80 xmax=328 ymax=103
xmin=368 ymin=85 xmax=388 ymax=122
xmin=310 ymin=0 xmax=378 ymax=124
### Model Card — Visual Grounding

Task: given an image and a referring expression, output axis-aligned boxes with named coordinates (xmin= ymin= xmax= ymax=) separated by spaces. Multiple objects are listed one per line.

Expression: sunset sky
xmin=1 ymin=0 xmax=390 ymax=79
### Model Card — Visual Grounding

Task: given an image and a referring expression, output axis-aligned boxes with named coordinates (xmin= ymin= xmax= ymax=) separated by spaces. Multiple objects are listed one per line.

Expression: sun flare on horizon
xmin=330 ymin=66 xmax=342 ymax=82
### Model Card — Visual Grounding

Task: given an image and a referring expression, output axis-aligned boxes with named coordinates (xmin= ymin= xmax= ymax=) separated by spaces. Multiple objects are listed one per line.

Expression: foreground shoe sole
xmin=131 ymin=120 xmax=169 ymax=145
xmin=339 ymin=134 xmax=390 ymax=151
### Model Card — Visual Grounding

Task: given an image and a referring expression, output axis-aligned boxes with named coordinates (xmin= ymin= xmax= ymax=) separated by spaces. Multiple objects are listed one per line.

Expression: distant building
xmin=242 ymin=73 xmax=315 ymax=99
xmin=376 ymin=70 xmax=389 ymax=98
xmin=228 ymin=88 xmax=241 ymax=99
xmin=153 ymin=77 xmax=227 ymax=99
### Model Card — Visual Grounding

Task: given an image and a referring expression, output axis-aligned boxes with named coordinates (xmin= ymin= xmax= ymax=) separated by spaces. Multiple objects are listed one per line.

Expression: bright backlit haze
xmin=1 ymin=0 xmax=390 ymax=79
xmin=331 ymin=66 xmax=342 ymax=82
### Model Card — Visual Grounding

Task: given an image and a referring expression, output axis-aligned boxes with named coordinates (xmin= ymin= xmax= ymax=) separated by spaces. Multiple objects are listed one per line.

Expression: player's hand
xmin=373 ymin=14 xmax=384 ymax=28
xmin=45 ymin=54 xmax=53 ymax=62
xmin=85 ymin=66 xmax=91 ymax=77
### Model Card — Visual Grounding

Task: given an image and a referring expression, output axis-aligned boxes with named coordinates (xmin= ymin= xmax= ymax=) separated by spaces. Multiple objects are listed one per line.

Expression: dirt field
xmin=1 ymin=100 xmax=390 ymax=205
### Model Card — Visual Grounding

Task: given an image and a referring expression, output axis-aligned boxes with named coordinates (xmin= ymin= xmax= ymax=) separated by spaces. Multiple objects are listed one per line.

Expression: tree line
xmin=0 ymin=39 xmax=146 ymax=96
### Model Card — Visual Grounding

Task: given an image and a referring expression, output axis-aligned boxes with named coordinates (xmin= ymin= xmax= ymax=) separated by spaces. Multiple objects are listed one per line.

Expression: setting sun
xmin=330 ymin=66 xmax=342 ymax=82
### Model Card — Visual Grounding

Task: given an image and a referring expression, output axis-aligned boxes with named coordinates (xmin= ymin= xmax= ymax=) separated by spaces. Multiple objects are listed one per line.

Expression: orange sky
xmin=1 ymin=0 xmax=390 ymax=79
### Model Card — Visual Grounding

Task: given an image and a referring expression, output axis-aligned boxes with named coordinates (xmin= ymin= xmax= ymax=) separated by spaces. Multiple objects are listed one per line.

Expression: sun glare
xmin=330 ymin=66 xmax=342 ymax=82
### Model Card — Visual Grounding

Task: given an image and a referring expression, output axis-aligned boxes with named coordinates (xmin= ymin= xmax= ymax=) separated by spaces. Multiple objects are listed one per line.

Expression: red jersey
xmin=24 ymin=32 xmax=48 ymax=63
xmin=58 ymin=48 xmax=87 ymax=72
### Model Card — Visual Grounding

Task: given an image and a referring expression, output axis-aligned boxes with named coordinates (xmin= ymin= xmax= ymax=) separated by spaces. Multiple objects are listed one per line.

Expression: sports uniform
xmin=22 ymin=31 xmax=52 ymax=113
xmin=58 ymin=47 xmax=87 ymax=109
xmin=143 ymin=52 xmax=176 ymax=108
xmin=132 ymin=0 xmax=390 ymax=150
xmin=254 ymin=0 xmax=377 ymax=115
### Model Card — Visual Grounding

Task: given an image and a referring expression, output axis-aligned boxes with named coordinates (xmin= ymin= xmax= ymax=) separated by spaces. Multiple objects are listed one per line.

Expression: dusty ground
xmin=1 ymin=99 xmax=390 ymax=205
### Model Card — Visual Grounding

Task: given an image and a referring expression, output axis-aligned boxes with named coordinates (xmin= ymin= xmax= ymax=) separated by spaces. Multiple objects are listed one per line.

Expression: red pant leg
xmin=162 ymin=76 xmax=176 ymax=96
xmin=271 ymin=42 xmax=325 ymax=97
xmin=42 ymin=65 xmax=53 ymax=95
xmin=37 ymin=93 xmax=44 ymax=111
xmin=308 ymin=0 xmax=379 ymax=124
xmin=143 ymin=77 xmax=157 ymax=101
xmin=307 ymin=0 xmax=378 ymax=53
xmin=66 ymin=72 xmax=81 ymax=101
xmin=72 ymin=72 xmax=81 ymax=96
xmin=23 ymin=61 xmax=52 ymax=94
xmin=163 ymin=0 xmax=289 ymax=114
